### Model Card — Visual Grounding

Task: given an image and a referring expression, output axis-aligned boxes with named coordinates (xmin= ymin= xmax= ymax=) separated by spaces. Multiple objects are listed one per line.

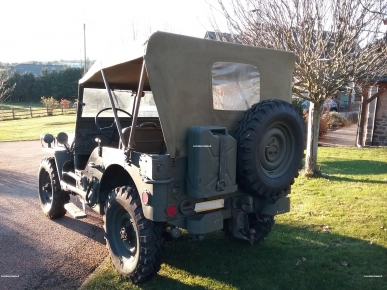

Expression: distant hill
xmin=7 ymin=63 xmax=67 ymax=76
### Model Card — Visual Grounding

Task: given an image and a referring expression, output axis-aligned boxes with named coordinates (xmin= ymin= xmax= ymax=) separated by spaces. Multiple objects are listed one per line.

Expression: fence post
xmin=46 ymin=107 xmax=49 ymax=116
xmin=30 ymin=107 xmax=33 ymax=118
xmin=12 ymin=109 xmax=15 ymax=119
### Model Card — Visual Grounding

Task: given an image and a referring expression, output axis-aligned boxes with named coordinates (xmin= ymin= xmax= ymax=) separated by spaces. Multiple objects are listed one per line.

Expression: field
xmin=0 ymin=115 xmax=75 ymax=141
xmin=0 ymin=102 xmax=76 ymax=121
xmin=80 ymin=147 xmax=387 ymax=290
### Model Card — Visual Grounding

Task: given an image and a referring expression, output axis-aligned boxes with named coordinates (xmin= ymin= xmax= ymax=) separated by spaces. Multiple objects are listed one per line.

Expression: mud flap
xmin=187 ymin=211 xmax=224 ymax=234
xmin=261 ymin=197 xmax=290 ymax=215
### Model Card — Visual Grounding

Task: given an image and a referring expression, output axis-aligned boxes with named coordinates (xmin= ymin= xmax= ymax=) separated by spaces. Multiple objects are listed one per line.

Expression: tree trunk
xmin=305 ymin=101 xmax=322 ymax=176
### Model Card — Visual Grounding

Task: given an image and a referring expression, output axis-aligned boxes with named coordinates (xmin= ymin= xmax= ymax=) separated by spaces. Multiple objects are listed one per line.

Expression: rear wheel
xmin=38 ymin=157 xmax=69 ymax=219
xmin=104 ymin=186 xmax=164 ymax=284
xmin=223 ymin=213 xmax=274 ymax=244
xmin=248 ymin=213 xmax=274 ymax=244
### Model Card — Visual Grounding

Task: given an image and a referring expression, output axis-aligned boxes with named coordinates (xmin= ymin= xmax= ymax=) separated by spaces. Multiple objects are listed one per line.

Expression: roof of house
xmin=7 ymin=64 xmax=67 ymax=76
xmin=204 ymin=31 xmax=242 ymax=44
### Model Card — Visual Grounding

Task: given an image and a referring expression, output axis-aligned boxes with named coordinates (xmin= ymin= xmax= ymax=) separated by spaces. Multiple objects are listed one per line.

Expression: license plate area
xmin=194 ymin=199 xmax=224 ymax=212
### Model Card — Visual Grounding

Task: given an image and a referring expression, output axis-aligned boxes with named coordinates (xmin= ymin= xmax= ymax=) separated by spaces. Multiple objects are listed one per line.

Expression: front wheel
xmin=38 ymin=157 xmax=69 ymax=219
xmin=104 ymin=186 xmax=164 ymax=284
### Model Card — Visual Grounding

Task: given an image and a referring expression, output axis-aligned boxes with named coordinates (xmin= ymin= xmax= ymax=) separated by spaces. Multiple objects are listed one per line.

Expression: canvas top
xmin=79 ymin=31 xmax=296 ymax=158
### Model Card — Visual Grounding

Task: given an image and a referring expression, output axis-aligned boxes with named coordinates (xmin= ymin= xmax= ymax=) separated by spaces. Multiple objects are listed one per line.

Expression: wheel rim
xmin=111 ymin=207 xmax=138 ymax=268
xmin=258 ymin=122 xmax=294 ymax=179
xmin=39 ymin=170 xmax=53 ymax=209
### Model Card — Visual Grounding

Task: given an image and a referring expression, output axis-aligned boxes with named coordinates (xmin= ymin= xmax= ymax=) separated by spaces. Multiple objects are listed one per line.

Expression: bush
xmin=325 ymin=112 xmax=351 ymax=128
xmin=41 ymin=96 xmax=59 ymax=116
xmin=60 ymin=98 xmax=71 ymax=114
xmin=345 ymin=111 xmax=359 ymax=124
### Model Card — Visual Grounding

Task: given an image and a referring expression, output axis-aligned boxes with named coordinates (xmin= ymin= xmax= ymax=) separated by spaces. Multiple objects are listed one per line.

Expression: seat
xmin=119 ymin=123 xmax=165 ymax=154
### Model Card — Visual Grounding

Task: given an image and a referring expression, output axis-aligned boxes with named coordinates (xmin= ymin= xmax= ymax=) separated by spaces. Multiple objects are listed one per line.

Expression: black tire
xmin=38 ymin=157 xmax=69 ymax=219
xmin=248 ymin=213 xmax=274 ymax=244
xmin=104 ymin=186 xmax=164 ymax=284
xmin=236 ymin=100 xmax=305 ymax=199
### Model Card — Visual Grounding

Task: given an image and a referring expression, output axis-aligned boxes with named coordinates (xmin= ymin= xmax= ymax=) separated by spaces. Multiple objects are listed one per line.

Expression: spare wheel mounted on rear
xmin=236 ymin=99 xmax=305 ymax=199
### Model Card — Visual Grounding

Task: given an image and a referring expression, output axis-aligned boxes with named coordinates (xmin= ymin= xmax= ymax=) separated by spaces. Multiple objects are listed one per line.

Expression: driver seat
xmin=119 ymin=124 xmax=165 ymax=154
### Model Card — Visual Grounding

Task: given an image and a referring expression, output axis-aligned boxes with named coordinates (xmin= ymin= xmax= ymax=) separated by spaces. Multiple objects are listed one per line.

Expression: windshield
xmin=81 ymin=88 xmax=158 ymax=117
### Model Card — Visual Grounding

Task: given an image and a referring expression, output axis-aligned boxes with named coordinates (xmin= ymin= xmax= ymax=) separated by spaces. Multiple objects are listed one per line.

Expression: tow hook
xmin=240 ymin=228 xmax=256 ymax=245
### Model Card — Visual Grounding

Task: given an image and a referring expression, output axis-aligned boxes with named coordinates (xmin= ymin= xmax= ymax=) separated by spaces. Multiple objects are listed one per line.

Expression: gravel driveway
xmin=0 ymin=141 xmax=106 ymax=290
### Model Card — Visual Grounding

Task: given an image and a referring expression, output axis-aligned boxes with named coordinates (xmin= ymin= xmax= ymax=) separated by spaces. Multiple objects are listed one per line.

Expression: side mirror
xmin=57 ymin=132 xmax=69 ymax=145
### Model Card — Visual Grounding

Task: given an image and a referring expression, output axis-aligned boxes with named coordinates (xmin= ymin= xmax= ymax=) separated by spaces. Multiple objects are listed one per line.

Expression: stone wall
xmin=373 ymin=90 xmax=387 ymax=146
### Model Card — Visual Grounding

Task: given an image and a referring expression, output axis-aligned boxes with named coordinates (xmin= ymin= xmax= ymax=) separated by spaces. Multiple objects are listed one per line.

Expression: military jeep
xmin=38 ymin=31 xmax=304 ymax=283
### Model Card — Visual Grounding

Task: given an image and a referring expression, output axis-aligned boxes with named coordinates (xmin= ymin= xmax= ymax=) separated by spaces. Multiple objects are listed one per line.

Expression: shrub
xmin=319 ymin=114 xmax=329 ymax=136
xmin=41 ymin=96 xmax=59 ymax=116
xmin=325 ymin=112 xmax=351 ymax=128
xmin=345 ymin=111 xmax=359 ymax=124
xmin=60 ymin=98 xmax=71 ymax=114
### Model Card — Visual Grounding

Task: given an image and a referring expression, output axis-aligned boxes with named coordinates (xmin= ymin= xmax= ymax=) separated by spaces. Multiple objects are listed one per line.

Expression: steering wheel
xmin=95 ymin=107 xmax=132 ymax=141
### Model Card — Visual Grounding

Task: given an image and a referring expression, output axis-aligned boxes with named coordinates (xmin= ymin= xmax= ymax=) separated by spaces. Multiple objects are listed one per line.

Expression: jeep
xmin=38 ymin=31 xmax=304 ymax=283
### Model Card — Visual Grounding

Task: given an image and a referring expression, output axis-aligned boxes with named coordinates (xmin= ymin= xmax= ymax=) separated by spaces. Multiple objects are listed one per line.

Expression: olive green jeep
xmin=38 ymin=31 xmax=304 ymax=283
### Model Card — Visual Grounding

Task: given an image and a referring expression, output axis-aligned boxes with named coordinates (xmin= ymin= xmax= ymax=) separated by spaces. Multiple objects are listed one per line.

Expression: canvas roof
xmin=79 ymin=31 xmax=296 ymax=158
xmin=79 ymin=44 xmax=148 ymax=89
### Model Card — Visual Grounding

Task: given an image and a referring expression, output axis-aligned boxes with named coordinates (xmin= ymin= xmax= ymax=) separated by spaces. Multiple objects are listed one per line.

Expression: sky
xmin=1 ymin=0 xmax=224 ymax=63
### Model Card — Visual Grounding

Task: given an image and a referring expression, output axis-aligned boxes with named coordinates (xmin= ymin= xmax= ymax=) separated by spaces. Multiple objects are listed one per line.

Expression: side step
xmin=64 ymin=202 xmax=87 ymax=219
xmin=63 ymin=171 xmax=81 ymax=181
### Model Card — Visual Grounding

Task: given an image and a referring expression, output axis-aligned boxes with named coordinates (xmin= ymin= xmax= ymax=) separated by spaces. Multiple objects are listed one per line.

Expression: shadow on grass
xmin=132 ymin=224 xmax=387 ymax=290
xmin=320 ymin=160 xmax=387 ymax=184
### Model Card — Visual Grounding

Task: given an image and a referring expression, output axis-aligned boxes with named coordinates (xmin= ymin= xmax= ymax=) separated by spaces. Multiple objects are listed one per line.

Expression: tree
xmin=7 ymin=71 xmax=36 ymax=102
xmin=0 ymin=71 xmax=16 ymax=103
xmin=213 ymin=0 xmax=387 ymax=176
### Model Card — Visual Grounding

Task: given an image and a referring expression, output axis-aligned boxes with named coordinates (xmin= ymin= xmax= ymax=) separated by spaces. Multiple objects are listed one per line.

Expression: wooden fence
xmin=0 ymin=107 xmax=76 ymax=121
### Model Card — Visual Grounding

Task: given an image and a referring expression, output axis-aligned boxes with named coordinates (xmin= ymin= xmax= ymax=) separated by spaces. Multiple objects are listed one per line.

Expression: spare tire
xmin=236 ymin=100 xmax=305 ymax=199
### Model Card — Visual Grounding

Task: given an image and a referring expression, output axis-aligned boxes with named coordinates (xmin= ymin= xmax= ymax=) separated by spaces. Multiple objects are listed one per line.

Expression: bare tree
xmin=0 ymin=71 xmax=15 ymax=103
xmin=212 ymin=0 xmax=387 ymax=176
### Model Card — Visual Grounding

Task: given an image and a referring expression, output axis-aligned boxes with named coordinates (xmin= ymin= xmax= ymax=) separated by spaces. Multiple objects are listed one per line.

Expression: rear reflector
xmin=165 ymin=205 xmax=177 ymax=217
xmin=141 ymin=191 xmax=149 ymax=205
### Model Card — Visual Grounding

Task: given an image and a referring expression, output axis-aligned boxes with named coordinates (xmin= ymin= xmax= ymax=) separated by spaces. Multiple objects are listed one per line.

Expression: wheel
xmin=104 ymin=186 xmax=164 ymax=284
xmin=95 ymin=108 xmax=132 ymax=141
xmin=38 ymin=157 xmax=69 ymax=219
xmin=236 ymin=100 xmax=305 ymax=199
xmin=248 ymin=213 xmax=274 ymax=244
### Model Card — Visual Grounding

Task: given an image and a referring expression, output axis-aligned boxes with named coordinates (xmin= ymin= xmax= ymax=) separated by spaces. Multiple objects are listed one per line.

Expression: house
xmin=358 ymin=78 xmax=387 ymax=146
xmin=7 ymin=63 xmax=67 ymax=76
xmin=204 ymin=31 xmax=242 ymax=44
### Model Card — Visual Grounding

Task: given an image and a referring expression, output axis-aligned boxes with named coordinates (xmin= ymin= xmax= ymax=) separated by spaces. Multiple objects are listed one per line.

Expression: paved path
xmin=0 ymin=141 xmax=106 ymax=290
xmin=319 ymin=123 xmax=358 ymax=146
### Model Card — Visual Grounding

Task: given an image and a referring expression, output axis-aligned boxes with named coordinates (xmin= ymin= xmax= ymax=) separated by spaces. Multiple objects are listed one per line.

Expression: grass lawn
xmin=0 ymin=115 xmax=76 ymax=141
xmin=80 ymin=147 xmax=387 ymax=290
